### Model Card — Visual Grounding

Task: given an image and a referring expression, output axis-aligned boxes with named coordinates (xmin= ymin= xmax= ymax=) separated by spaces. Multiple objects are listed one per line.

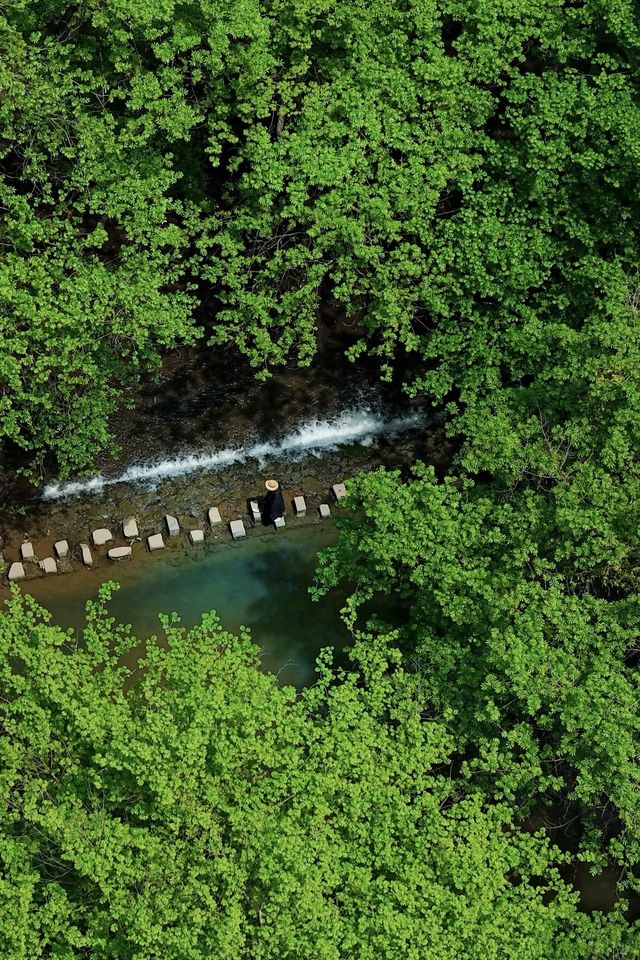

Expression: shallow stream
xmin=19 ymin=523 xmax=349 ymax=689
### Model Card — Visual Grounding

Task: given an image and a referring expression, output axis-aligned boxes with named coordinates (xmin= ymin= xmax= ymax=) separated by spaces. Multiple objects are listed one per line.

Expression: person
xmin=262 ymin=478 xmax=285 ymax=525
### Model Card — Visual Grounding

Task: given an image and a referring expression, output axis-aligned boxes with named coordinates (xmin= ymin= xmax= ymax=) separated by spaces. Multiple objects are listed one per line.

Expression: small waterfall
xmin=42 ymin=407 xmax=434 ymax=501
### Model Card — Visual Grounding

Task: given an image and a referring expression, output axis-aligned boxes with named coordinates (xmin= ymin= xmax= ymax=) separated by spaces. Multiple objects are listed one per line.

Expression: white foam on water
xmin=42 ymin=407 xmax=429 ymax=501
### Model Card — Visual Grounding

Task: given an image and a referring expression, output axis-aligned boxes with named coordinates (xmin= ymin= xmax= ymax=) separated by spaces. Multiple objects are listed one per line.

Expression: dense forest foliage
xmin=2 ymin=0 xmax=640 ymax=956
xmin=3 ymin=0 xmax=639 ymax=473
xmin=0 ymin=588 xmax=635 ymax=959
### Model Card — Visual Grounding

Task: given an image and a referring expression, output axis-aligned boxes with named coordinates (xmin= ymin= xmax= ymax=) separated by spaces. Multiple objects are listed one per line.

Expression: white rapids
xmin=42 ymin=407 xmax=432 ymax=501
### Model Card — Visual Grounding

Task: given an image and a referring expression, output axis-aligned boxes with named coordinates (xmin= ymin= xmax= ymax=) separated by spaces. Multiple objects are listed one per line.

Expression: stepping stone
xmin=293 ymin=495 xmax=306 ymax=516
xmin=273 ymin=517 xmax=286 ymax=530
xmin=54 ymin=539 xmax=69 ymax=558
xmin=20 ymin=542 xmax=35 ymax=561
xmin=108 ymin=546 xmax=132 ymax=561
xmin=92 ymin=528 xmax=113 ymax=547
xmin=189 ymin=529 xmax=205 ymax=544
xmin=229 ymin=519 xmax=246 ymax=540
xmin=332 ymin=482 xmax=347 ymax=501
xmin=249 ymin=500 xmax=261 ymax=522
xmin=123 ymin=516 xmax=139 ymax=538
xmin=80 ymin=544 xmax=93 ymax=567
xmin=39 ymin=557 xmax=57 ymax=575
xmin=8 ymin=562 xmax=25 ymax=581
xmin=165 ymin=515 xmax=179 ymax=537
xmin=208 ymin=507 xmax=222 ymax=526
xmin=148 ymin=533 xmax=165 ymax=551
xmin=318 ymin=503 xmax=331 ymax=519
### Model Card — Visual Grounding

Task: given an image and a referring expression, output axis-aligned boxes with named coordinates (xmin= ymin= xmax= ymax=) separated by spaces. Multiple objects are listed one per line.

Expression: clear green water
xmin=18 ymin=525 xmax=350 ymax=688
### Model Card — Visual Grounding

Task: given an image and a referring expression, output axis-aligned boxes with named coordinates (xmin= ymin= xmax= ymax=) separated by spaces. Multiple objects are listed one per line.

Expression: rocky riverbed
xmin=0 ymin=321 xmax=455 ymax=590
xmin=0 ymin=415 xmax=452 ymax=590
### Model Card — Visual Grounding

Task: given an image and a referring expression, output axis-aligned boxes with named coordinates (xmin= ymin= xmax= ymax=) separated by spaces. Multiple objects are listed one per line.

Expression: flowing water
xmin=18 ymin=524 xmax=349 ymax=689
xmin=42 ymin=407 xmax=436 ymax=501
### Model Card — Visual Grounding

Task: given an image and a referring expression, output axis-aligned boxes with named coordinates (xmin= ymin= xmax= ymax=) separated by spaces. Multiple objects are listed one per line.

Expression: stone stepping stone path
xmin=92 ymin=528 xmax=113 ymax=547
xmin=108 ymin=546 xmax=132 ymax=561
xmin=229 ymin=519 xmax=246 ymax=540
xmin=20 ymin=542 xmax=35 ymax=561
xmin=8 ymin=562 xmax=25 ymax=581
xmin=3 ymin=482 xmax=343 ymax=584
xmin=165 ymin=515 xmax=180 ymax=537
xmin=123 ymin=517 xmax=139 ymax=538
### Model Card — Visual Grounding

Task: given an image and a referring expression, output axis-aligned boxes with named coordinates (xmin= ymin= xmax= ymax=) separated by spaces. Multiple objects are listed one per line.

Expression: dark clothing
xmin=262 ymin=487 xmax=285 ymax=524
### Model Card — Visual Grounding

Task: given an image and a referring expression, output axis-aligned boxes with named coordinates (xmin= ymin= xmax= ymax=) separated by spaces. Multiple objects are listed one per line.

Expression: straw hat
xmin=265 ymin=479 xmax=279 ymax=492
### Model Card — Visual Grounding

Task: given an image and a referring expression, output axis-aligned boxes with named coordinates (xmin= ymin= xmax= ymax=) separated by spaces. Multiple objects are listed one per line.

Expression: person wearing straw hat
xmin=261 ymin=478 xmax=285 ymax=525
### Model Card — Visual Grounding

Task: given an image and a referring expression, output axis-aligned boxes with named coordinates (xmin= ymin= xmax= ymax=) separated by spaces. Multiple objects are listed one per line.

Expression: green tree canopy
xmin=314 ymin=464 xmax=640 ymax=886
xmin=208 ymin=0 xmax=640 ymax=388
xmin=3 ymin=0 xmax=640 ymax=472
xmin=1 ymin=587 xmax=632 ymax=959
xmin=0 ymin=0 xmax=267 ymax=473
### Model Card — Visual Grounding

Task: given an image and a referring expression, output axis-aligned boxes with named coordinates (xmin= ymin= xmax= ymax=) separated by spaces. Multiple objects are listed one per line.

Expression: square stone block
xmin=293 ymin=495 xmax=306 ymax=515
xmin=8 ymin=562 xmax=25 ymax=581
xmin=332 ymin=482 xmax=347 ymax=501
xmin=229 ymin=519 xmax=246 ymax=540
xmin=148 ymin=533 xmax=165 ymax=551
xmin=20 ymin=542 xmax=35 ymax=561
xmin=273 ymin=516 xmax=286 ymax=530
xmin=249 ymin=500 xmax=261 ymax=521
xmin=123 ymin=516 xmax=139 ymax=538
xmin=80 ymin=544 xmax=93 ymax=567
xmin=165 ymin=515 xmax=180 ymax=537
xmin=39 ymin=557 xmax=57 ymax=575
xmin=92 ymin=528 xmax=113 ymax=547
xmin=108 ymin=546 xmax=132 ymax=561
xmin=54 ymin=539 xmax=69 ymax=558
xmin=318 ymin=503 xmax=331 ymax=519
xmin=208 ymin=507 xmax=222 ymax=526
xmin=189 ymin=529 xmax=205 ymax=544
